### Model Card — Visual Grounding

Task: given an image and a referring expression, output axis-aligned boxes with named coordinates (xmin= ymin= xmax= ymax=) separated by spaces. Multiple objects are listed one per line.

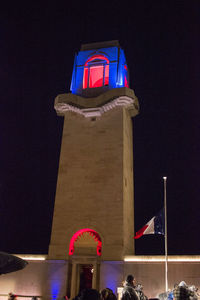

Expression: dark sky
xmin=0 ymin=1 xmax=199 ymax=255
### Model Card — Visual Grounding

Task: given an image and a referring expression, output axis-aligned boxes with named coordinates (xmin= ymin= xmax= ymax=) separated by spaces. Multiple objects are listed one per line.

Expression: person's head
xmin=179 ymin=281 xmax=187 ymax=288
xmin=100 ymin=289 xmax=110 ymax=300
xmin=126 ymin=275 xmax=136 ymax=286
xmin=174 ymin=283 xmax=178 ymax=289
xmin=135 ymin=284 xmax=143 ymax=291
xmin=100 ymin=289 xmax=116 ymax=300
xmin=80 ymin=289 xmax=100 ymax=300
xmin=188 ymin=286 xmax=196 ymax=292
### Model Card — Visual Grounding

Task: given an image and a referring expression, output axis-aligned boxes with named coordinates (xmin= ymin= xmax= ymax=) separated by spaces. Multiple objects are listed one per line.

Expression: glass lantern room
xmin=70 ymin=40 xmax=129 ymax=98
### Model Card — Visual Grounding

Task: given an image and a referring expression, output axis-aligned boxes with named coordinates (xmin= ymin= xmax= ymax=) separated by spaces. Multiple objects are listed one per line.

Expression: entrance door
xmin=79 ymin=264 xmax=93 ymax=292
xmin=69 ymin=258 xmax=100 ymax=299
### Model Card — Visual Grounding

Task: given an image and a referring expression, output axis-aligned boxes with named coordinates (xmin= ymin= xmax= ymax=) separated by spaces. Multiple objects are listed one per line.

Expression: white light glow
xmin=163 ymin=176 xmax=167 ymax=180
xmin=15 ymin=255 xmax=46 ymax=261
xmin=124 ymin=256 xmax=200 ymax=262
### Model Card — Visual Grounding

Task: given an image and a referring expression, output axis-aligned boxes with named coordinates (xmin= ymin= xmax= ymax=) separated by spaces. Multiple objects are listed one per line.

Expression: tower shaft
xmin=49 ymin=90 xmax=138 ymax=260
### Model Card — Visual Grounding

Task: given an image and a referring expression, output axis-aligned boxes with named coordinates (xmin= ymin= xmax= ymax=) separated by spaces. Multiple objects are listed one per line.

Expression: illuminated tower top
xmin=70 ymin=40 xmax=129 ymax=98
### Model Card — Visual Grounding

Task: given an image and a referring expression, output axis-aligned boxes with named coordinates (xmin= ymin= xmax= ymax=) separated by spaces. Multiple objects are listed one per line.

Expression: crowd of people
xmin=121 ymin=276 xmax=200 ymax=300
xmin=70 ymin=275 xmax=200 ymax=300
xmin=162 ymin=281 xmax=200 ymax=300
xmin=71 ymin=274 xmax=147 ymax=300
xmin=7 ymin=277 xmax=199 ymax=300
xmin=71 ymin=287 xmax=117 ymax=300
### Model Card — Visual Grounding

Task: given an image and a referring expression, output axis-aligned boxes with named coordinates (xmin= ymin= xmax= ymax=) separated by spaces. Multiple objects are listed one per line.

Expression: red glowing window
xmin=83 ymin=55 xmax=109 ymax=89
xmin=89 ymin=65 xmax=104 ymax=88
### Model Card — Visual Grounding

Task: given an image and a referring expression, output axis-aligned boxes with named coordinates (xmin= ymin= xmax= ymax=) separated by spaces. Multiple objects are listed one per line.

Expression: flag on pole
xmin=134 ymin=208 xmax=165 ymax=239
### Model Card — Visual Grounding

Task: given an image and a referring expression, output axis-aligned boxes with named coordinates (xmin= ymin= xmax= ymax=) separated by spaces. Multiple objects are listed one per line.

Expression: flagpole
xmin=163 ymin=176 xmax=168 ymax=292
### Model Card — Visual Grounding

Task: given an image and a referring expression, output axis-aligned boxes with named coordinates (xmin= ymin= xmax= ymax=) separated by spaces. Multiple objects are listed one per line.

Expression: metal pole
xmin=163 ymin=176 xmax=168 ymax=292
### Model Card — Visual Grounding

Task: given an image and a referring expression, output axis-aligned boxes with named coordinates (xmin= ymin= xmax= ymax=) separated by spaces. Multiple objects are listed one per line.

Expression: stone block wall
xmin=0 ymin=258 xmax=200 ymax=299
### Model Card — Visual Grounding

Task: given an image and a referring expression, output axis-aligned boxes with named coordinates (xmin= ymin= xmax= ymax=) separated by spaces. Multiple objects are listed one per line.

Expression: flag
xmin=134 ymin=208 xmax=165 ymax=239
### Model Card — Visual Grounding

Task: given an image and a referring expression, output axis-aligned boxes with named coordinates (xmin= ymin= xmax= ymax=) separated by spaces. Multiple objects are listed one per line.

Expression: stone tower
xmin=48 ymin=40 xmax=139 ymax=296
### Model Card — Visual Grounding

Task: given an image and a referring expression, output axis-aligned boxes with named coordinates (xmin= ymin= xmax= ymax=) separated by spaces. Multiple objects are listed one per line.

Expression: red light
xmin=105 ymin=65 xmax=109 ymax=85
xmin=69 ymin=228 xmax=102 ymax=256
xmin=83 ymin=67 xmax=88 ymax=89
xmin=85 ymin=55 xmax=109 ymax=66
xmin=125 ymin=75 xmax=129 ymax=87
xmin=124 ymin=65 xmax=129 ymax=87
xmin=83 ymin=55 xmax=109 ymax=89
xmin=89 ymin=65 xmax=104 ymax=88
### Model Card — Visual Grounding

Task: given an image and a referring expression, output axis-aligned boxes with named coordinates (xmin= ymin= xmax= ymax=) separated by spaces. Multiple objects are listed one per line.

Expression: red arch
xmin=84 ymin=54 xmax=109 ymax=66
xmin=83 ymin=55 xmax=109 ymax=89
xmin=69 ymin=228 xmax=102 ymax=256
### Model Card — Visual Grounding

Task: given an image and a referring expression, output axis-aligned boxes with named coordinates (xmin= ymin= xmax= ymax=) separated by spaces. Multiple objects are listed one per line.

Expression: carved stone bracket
xmin=55 ymin=96 xmax=139 ymax=118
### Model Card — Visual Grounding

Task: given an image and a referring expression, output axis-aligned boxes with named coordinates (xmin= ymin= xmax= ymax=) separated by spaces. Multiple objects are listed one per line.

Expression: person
xmin=188 ymin=286 xmax=198 ymax=300
xmin=100 ymin=288 xmax=117 ymax=300
xmin=167 ymin=283 xmax=178 ymax=300
xmin=80 ymin=288 xmax=100 ymax=300
xmin=122 ymin=275 xmax=139 ymax=300
xmin=173 ymin=281 xmax=190 ymax=300
xmin=8 ymin=293 xmax=17 ymax=300
xmin=72 ymin=291 xmax=81 ymax=300
xmin=135 ymin=284 xmax=148 ymax=300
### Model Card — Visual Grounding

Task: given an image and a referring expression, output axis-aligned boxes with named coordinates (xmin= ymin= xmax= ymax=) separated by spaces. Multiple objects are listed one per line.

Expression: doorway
xmin=68 ymin=259 xmax=100 ymax=299
xmin=79 ymin=264 xmax=93 ymax=292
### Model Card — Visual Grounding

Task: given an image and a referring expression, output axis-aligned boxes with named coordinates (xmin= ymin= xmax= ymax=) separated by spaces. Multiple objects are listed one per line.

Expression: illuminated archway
xmin=69 ymin=228 xmax=102 ymax=256
xmin=83 ymin=55 xmax=109 ymax=89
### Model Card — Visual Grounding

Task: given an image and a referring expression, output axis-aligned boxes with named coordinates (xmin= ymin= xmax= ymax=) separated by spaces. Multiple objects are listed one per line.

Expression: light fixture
xmin=124 ymin=256 xmax=200 ymax=262
xmin=15 ymin=255 xmax=46 ymax=261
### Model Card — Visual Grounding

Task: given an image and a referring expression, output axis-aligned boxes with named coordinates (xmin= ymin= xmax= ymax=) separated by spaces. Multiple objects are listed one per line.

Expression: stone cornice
xmin=54 ymin=88 xmax=139 ymax=118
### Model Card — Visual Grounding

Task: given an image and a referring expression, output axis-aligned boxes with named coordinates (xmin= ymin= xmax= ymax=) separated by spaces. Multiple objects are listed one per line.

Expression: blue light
xmin=117 ymin=73 xmax=124 ymax=87
xmin=51 ymin=280 xmax=61 ymax=300
xmin=104 ymin=272 xmax=118 ymax=294
xmin=70 ymin=42 xmax=129 ymax=97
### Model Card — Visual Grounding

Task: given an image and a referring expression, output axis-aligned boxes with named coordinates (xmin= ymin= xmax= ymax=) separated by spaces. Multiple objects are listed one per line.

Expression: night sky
xmin=0 ymin=2 xmax=199 ymax=255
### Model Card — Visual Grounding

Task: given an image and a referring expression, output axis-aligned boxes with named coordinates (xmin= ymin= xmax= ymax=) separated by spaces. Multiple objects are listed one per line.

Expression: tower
xmin=48 ymin=40 xmax=139 ymax=296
